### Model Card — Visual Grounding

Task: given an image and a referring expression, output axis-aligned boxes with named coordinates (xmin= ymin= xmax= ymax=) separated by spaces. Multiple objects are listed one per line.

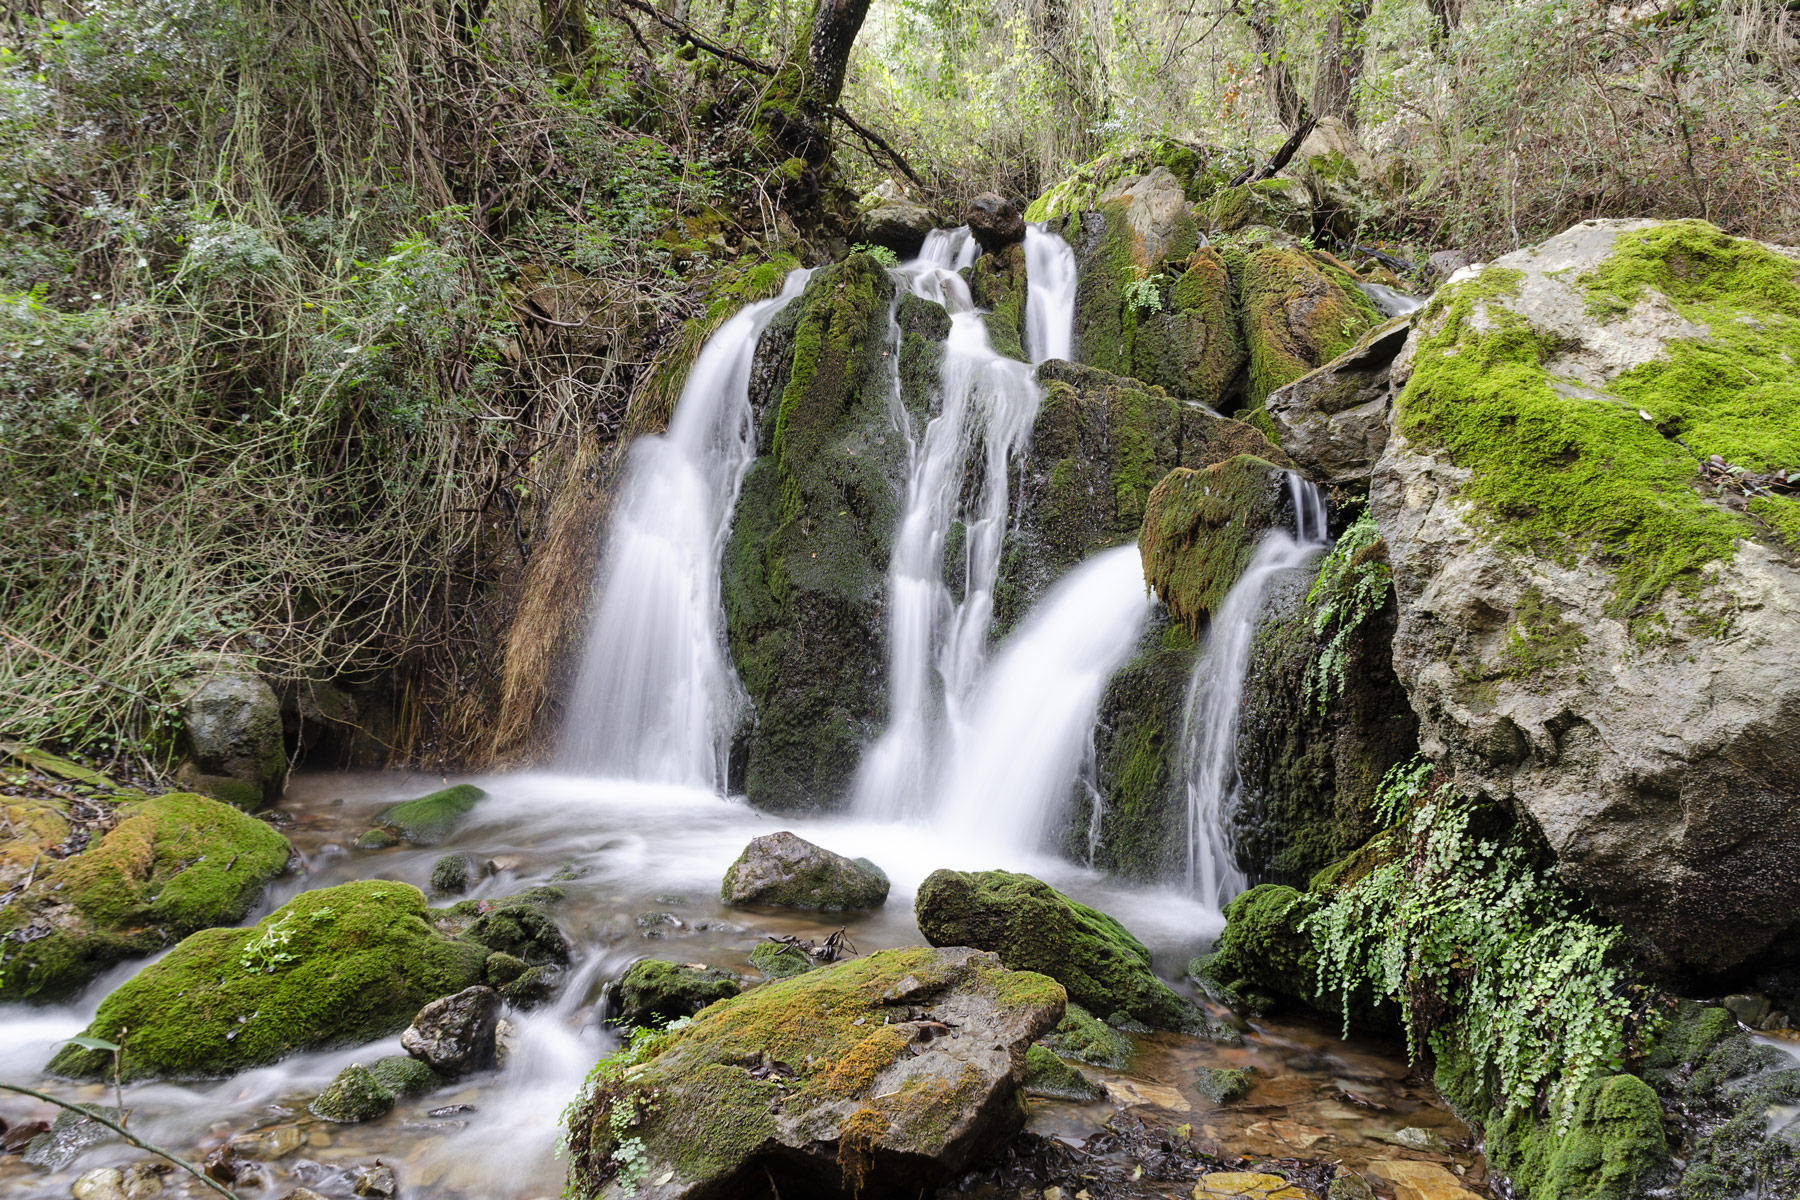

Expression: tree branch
xmin=0 ymin=1083 xmax=241 ymax=1200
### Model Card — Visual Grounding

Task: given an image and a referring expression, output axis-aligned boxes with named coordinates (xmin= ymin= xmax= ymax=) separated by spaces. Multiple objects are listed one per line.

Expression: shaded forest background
xmin=0 ymin=0 xmax=1794 ymax=779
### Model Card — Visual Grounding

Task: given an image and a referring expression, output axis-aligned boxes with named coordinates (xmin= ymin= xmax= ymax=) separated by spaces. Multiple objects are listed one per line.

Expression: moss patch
xmin=968 ymin=241 xmax=1029 ymax=361
xmin=372 ymin=783 xmax=485 ymax=846
xmin=1139 ymin=456 xmax=1290 ymax=630
xmin=612 ymin=959 xmax=742 ymax=1028
xmin=1024 ymin=1044 xmax=1104 ymax=1100
xmin=1239 ymin=247 xmax=1379 ymax=405
xmin=47 ymin=880 xmax=489 ymax=1081
xmin=1042 ymin=1002 xmax=1134 ymax=1069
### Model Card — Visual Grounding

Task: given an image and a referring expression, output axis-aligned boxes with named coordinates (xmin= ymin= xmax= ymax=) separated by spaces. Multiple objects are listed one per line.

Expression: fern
xmin=1305 ymin=511 xmax=1392 ymax=712
xmin=1123 ymin=271 xmax=1167 ymax=312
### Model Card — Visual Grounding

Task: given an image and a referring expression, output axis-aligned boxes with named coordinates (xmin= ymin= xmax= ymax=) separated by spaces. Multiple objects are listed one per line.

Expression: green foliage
xmin=850 ymin=241 xmax=901 ymax=267
xmin=1303 ymin=780 xmax=1634 ymax=1130
xmin=1123 ymin=272 xmax=1168 ymax=313
xmin=1304 ymin=511 xmax=1391 ymax=712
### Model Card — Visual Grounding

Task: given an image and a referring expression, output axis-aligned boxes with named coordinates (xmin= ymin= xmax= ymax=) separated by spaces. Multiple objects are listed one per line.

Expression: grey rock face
xmin=1371 ymin=219 xmax=1800 ymax=973
xmin=401 ymin=985 xmax=501 ymax=1075
xmin=1265 ymin=316 xmax=1410 ymax=485
xmin=966 ymin=191 xmax=1025 ymax=252
xmin=858 ymin=199 xmax=935 ymax=259
xmin=719 ymin=831 xmax=890 ymax=909
xmin=176 ymin=670 xmax=286 ymax=808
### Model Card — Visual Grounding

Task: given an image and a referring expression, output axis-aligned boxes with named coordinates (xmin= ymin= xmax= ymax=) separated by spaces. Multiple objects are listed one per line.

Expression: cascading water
xmin=853 ymin=226 xmax=1076 ymax=819
xmin=1024 ymin=223 xmax=1077 ymax=364
xmin=1183 ymin=475 xmax=1330 ymax=907
xmin=934 ymin=544 xmax=1153 ymax=855
xmin=556 ymin=270 xmax=810 ymax=786
xmin=1358 ymin=281 xmax=1425 ymax=317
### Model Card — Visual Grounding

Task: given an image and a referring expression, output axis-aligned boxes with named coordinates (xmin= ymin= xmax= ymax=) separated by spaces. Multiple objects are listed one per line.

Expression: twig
xmin=0 ymin=1082 xmax=241 ymax=1200
xmin=827 ymin=105 xmax=929 ymax=192
xmin=1226 ymin=114 xmax=1319 ymax=188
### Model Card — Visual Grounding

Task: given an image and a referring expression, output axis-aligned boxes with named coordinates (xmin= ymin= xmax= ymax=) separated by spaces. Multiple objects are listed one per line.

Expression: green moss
xmin=374 ymin=783 xmax=485 ymax=845
xmin=1476 ymin=1072 xmax=1667 ymax=1200
xmin=1023 ymin=1044 xmax=1104 ymax=1100
xmin=1399 ymin=224 xmax=1800 ymax=615
xmin=1494 ymin=586 xmax=1588 ymax=678
xmin=310 ymin=1063 xmax=396 ymax=1123
xmin=749 ymin=940 xmax=815 ymax=978
xmin=0 ymin=792 xmax=290 ymax=1003
xmin=1139 ymin=456 xmax=1290 ymax=630
xmin=1194 ymin=1065 xmax=1253 ymax=1104
xmin=429 ymin=854 xmax=474 ymax=894
xmin=968 ymin=241 xmax=1029 ymax=361
xmin=914 ymin=869 xmax=1199 ymax=1030
xmin=1200 ymin=884 xmax=1321 ymax=1012
xmin=1750 ymin=495 xmax=1800 ymax=552
xmin=46 ymin=880 xmax=489 ymax=1081
xmin=1240 ymin=247 xmax=1379 ymax=405
xmin=1042 ymin=1002 xmax=1133 ymax=1069
xmin=613 ymin=959 xmax=742 ymax=1028
xmin=369 ymin=1053 xmax=442 ymax=1097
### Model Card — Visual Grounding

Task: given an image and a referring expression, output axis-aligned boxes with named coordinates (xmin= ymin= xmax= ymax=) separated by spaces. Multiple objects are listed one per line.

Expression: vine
xmin=1304 ymin=511 xmax=1392 ymax=712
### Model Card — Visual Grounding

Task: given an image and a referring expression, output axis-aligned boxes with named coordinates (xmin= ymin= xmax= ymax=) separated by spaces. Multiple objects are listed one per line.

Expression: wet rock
xmin=1194 ymin=1171 xmax=1315 ymax=1200
xmin=429 ymin=854 xmax=475 ymax=894
xmin=966 ymin=192 xmax=1025 ymax=253
xmin=49 ymin=881 xmax=488 ymax=1081
xmin=611 ymin=959 xmax=742 ymax=1028
xmin=23 ymin=1106 xmax=120 ymax=1169
xmin=351 ymin=1162 xmax=397 ymax=1198
xmin=354 ymin=827 xmax=398 ymax=850
xmin=1023 ymin=1044 xmax=1104 ymax=1100
xmin=858 ymin=199 xmax=935 ymax=259
xmin=0 ymin=791 xmax=291 ymax=1003
xmin=402 ymin=985 xmax=501 ymax=1075
xmin=366 ymin=783 xmax=485 ymax=846
xmin=563 ymin=946 xmax=1065 ymax=1199
xmin=1239 ymin=246 xmax=1381 ymax=407
xmin=230 ymin=1122 xmax=309 ymax=1157
xmin=484 ymin=951 xmax=530 ymax=987
xmin=499 ymin=964 xmax=561 ymax=1008
xmin=174 ymin=669 xmax=286 ymax=808
xmin=1264 ymin=317 xmax=1410 ymax=485
xmin=750 ymin=939 xmax=816 ymax=979
xmin=277 ymin=1191 xmax=330 ymax=1200
xmin=915 ymin=869 xmax=1202 ymax=1031
xmin=3 ymin=1119 xmax=49 ymax=1153
xmin=1368 ymin=1160 xmax=1480 ymax=1200
xmin=1327 ymin=1175 xmax=1376 ymax=1200
xmin=1194 ymin=1065 xmax=1253 ymax=1104
xmin=462 ymin=902 xmax=571 ymax=964
xmin=1372 ymin=218 xmax=1800 ymax=973
xmin=720 ymin=831 xmax=890 ymax=909
xmin=72 ymin=1166 xmax=162 ymax=1200
xmin=369 ymin=1053 xmax=442 ymax=1097
xmin=1040 ymin=1002 xmax=1133 ymax=1069
xmin=311 ymin=1063 xmax=397 ymax=1123
xmin=1138 ymin=456 xmax=1295 ymax=630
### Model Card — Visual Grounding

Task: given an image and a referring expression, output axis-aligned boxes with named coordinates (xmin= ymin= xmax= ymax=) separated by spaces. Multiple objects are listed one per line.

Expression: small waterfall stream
xmin=1025 ymin=223 xmax=1077 ymax=364
xmin=1183 ymin=476 xmax=1330 ymax=907
xmin=556 ymin=270 xmax=811 ymax=787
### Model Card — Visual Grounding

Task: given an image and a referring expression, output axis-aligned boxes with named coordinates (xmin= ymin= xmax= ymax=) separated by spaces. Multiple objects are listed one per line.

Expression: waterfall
xmin=1183 ymin=475 xmax=1329 ymax=907
xmin=557 ymin=270 xmax=812 ymax=786
xmin=1358 ymin=281 xmax=1424 ymax=317
xmin=852 ymin=227 xmax=1067 ymax=819
xmin=934 ymin=545 xmax=1153 ymax=854
xmin=1024 ymin=223 xmax=1077 ymax=364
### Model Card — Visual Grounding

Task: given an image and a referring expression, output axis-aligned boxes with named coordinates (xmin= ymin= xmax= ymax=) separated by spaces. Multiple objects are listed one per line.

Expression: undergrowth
xmin=1304 ymin=510 xmax=1391 ymax=712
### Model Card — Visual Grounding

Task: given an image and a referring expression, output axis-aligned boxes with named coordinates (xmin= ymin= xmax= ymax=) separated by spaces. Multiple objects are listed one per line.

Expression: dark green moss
xmin=1042 ymin=1002 xmax=1134 ymax=1068
xmin=310 ymin=1063 xmax=396 ymax=1123
xmin=47 ymin=881 xmax=489 ymax=1081
xmin=967 ymin=241 xmax=1029 ymax=362
xmin=914 ymin=868 xmax=1200 ymax=1030
xmin=1139 ymin=456 xmax=1291 ymax=630
xmin=369 ymin=1053 xmax=442 ymax=1097
xmin=1024 ymin=1044 xmax=1104 ymax=1100
xmin=1199 ymin=884 xmax=1322 ymax=1014
xmin=373 ymin=783 xmax=485 ymax=846
xmin=612 ymin=959 xmax=742 ymax=1028
xmin=1239 ymin=247 xmax=1379 ymax=405
xmin=1194 ymin=1065 xmax=1253 ymax=1104
xmin=430 ymin=854 xmax=474 ymax=894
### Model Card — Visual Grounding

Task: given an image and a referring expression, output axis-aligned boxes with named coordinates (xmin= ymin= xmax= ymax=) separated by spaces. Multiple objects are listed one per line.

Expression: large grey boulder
xmin=175 ymin=669 xmax=286 ymax=808
xmin=858 ymin=199 xmax=935 ymax=259
xmin=966 ymin=191 xmax=1025 ymax=253
xmin=401 ymin=985 xmax=500 ymax=1075
xmin=1265 ymin=316 xmax=1410 ymax=485
xmin=1098 ymin=166 xmax=1193 ymax=271
xmin=1371 ymin=218 xmax=1800 ymax=973
xmin=719 ymin=831 xmax=889 ymax=909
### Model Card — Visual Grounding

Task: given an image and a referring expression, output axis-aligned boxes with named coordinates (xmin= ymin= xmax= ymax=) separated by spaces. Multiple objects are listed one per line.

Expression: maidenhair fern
xmin=1303 ymin=763 xmax=1632 ymax=1131
xmin=1305 ymin=511 xmax=1392 ymax=712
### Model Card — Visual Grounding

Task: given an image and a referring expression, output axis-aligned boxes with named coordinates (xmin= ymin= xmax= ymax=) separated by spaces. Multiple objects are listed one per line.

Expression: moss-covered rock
xmin=1025 ymin=140 xmax=1236 ymax=224
xmin=47 ymin=880 xmax=489 ymax=1081
xmin=750 ymin=939 xmax=816 ymax=979
xmin=914 ymin=869 xmax=1200 ymax=1031
xmin=723 ymin=255 xmax=912 ymax=811
xmin=429 ymin=854 xmax=475 ymax=894
xmin=1193 ymin=884 xmax=1322 ymax=1015
xmin=612 ymin=959 xmax=743 ymax=1028
xmin=1208 ymin=179 xmax=1314 ymax=239
xmin=1237 ymin=246 xmax=1380 ymax=406
xmin=967 ymin=239 xmax=1028 ymax=361
xmin=1139 ymin=456 xmax=1294 ymax=630
xmin=173 ymin=670 xmax=288 ymax=809
xmin=1040 ymin=1002 xmax=1133 ymax=1069
xmin=0 ymin=792 xmax=291 ymax=1003
xmin=367 ymin=783 xmax=485 ymax=846
xmin=369 ymin=1053 xmax=442 ymax=1097
xmin=719 ymin=831 xmax=890 ymax=909
xmin=1023 ymin=1044 xmax=1104 ymax=1100
xmin=310 ymin=1063 xmax=396 ymax=1123
xmin=1194 ymin=1065 xmax=1253 ymax=1105
xmin=564 ymin=946 xmax=1065 ymax=1199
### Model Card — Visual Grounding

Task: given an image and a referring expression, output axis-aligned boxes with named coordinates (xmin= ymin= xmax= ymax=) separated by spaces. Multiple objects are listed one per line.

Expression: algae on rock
xmin=1237 ymin=246 xmax=1380 ymax=407
xmin=1139 ymin=456 xmax=1294 ymax=630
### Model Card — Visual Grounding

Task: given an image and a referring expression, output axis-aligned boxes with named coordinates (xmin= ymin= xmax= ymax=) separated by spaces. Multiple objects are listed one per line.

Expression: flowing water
xmin=556 ymin=270 xmax=812 ymax=787
xmin=1184 ymin=477 xmax=1330 ymax=907
xmin=1024 ymin=223 xmax=1078 ymax=365
xmin=1357 ymin=281 xmax=1425 ymax=318
xmin=853 ymin=225 xmax=1076 ymax=820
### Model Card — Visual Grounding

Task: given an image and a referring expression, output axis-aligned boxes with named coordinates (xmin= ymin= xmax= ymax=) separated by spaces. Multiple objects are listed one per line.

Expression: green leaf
xmin=63 ymin=1036 xmax=119 ymax=1052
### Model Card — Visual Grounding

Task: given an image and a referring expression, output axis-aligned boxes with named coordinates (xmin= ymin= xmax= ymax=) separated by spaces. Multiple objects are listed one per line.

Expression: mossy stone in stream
xmin=0 ymin=791 xmax=291 ymax=1003
xmin=484 ymin=951 xmax=530 ymax=987
xmin=1194 ymin=884 xmax=1322 ymax=1016
xmin=612 ymin=959 xmax=743 ymax=1028
xmin=914 ymin=869 xmax=1201 ymax=1031
xmin=1041 ymin=1002 xmax=1134 ymax=1069
xmin=1195 ymin=1065 xmax=1253 ymax=1105
xmin=1139 ymin=456 xmax=1294 ymax=631
xmin=310 ymin=1063 xmax=396 ymax=1123
xmin=1023 ymin=1044 xmax=1105 ymax=1101
xmin=750 ymin=940 xmax=816 ymax=979
xmin=369 ymin=1054 xmax=442 ymax=1097
xmin=370 ymin=783 xmax=486 ymax=846
xmin=968 ymin=240 xmax=1028 ymax=361
xmin=430 ymin=854 xmax=475 ymax=894
xmin=46 ymin=880 xmax=489 ymax=1081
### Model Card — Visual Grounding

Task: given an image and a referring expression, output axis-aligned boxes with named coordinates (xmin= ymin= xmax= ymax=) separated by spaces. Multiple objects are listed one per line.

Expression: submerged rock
xmin=366 ymin=783 xmax=485 ymax=846
xmin=0 ymin=791 xmax=291 ymax=1003
xmin=402 ymin=985 xmax=501 ymax=1075
xmin=47 ymin=881 xmax=489 ymax=1081
xmin=1194 ymin=1065 xmax=1253 ymax=1104
xmin=174 ymin=669 xmax=287 ymax=808
xmin=611 ymin=959 xmax=742 ymax=1028
xmin=914 ymin=869 xmax=1200 ymax=1031
xmin=1372 ymin=218 xmax=1800 ymax=973
xmin=1023 ymin=1044 xmax=1104 ymax=1100
xmin=563 ymin=946 xmax=1065 ymax=1199
xmin=720 ymin=831 xmax=890 ymax=909
xmin=310 ymin=1063 xmax=396 ymax=1123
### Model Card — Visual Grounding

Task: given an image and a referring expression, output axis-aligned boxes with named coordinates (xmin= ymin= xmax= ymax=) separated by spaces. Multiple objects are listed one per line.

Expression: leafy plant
xmin=238 ymin=911 xmax=300 ymax=974
xmin=1305 ymin=511 xmax=1392 ymax=712
xmin=1123 ymin=271 xmax=1167 ymax=312
xmin=851 ymin=241 xmax=901 ymax=267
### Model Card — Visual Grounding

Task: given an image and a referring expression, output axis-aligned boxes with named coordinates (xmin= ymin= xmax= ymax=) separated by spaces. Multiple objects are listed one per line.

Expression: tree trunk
xmin=1239 ymin=0 xmax=1306 ymax=131
xmin=1311 ymin=0 xmax=1371 ymax=125
xmin=799 ymin=0 xmax=872 ymax=110
xmin=1425 ymin=0 xmax=1459 ymax=52
xmin=539 ymin=0 xmax=592 ymax=65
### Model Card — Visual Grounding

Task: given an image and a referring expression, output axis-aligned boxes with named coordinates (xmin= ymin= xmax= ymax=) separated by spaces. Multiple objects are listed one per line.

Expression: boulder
xmin=175 ymin=670 xmax=287 ymax=808
xmin=1138 ymin=456 xmax=1296 ymax=630
xmin=750 ymin=939 xmax=816 ymax=978
xmin=365 ymin=783 xmax=485 ymax=846
xmin=966 ymin=240 xmax=1028 ymax=360
xmin=369 ymin=1053 xmax=441 ymax=1096
xmin=1195 ymin=1065 xmax=1253 ymax=1104
xmin=0 ymin=792 xmax=291 ymax=1003
xmin=914 ymin=869 xmax=1200 ymax=1030
xmin=562 ymin=946 xmax=1065 ymax=1199
xmin=858 ymin=199 xmax=935 ymax=259
xmin=966 ymin=191 xmax=1025 ymax=253
xmin=1265 ymin=317 xmax=1411 ymax=485
xmin=47 ymin=881 xmax=489 ymax=1081
xmin=429 ymin=854 xmax=475 ymax=893
xmin=1370 ymin=218 xmax=1800 ymax=973
xmin=1023 ymin=1044 xmax=1104 ymax=1100
xmin=1207 ymin=178 xmax=1314 ymax=239
xmin=1098 ymin=168 xmax=1194 ymax=272
xmin=1239 ymin=247 xmax=1381 ymax=406
xmin=611 ymin=959 xmax=742 ymax=1027
xmin=310 ymin=1063 xmax=396 ymax=1123
xmin=724 ymin=256 xmax=913 ymax=811
xmin=401 ymin=985 xmax=501 ymax=1075
xmin=720 ymin=831 xmax=890 ymax=909
xmin=1040 ymin=1002 xmax=1133 ymax=1068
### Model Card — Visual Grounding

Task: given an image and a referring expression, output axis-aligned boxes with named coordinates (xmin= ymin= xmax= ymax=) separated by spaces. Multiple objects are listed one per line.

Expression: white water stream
xmin=1183 ymin=476 xmax=1330 ymax=908
xmin=1357 ymin=281 xmax=1424 ymax=317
